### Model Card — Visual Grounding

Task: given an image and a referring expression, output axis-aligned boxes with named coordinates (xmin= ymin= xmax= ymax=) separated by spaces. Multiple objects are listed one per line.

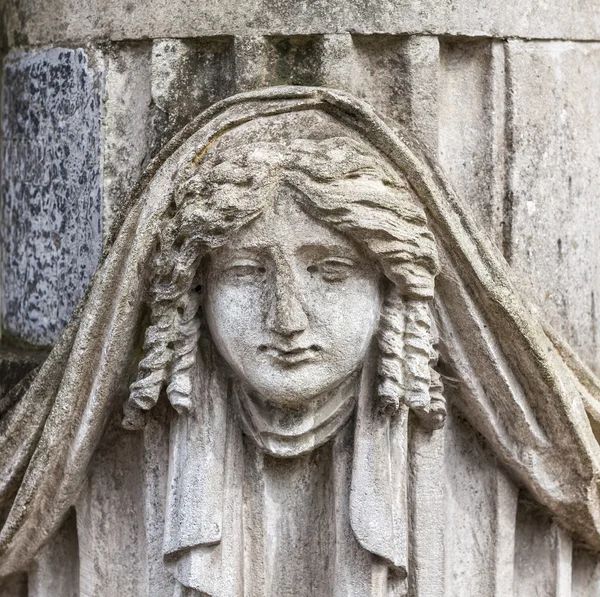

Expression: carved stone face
xmin=204 ymin=188 xmax=382 ymax=407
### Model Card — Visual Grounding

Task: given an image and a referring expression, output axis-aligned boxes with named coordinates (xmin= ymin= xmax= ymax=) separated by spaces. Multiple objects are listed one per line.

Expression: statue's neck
xmin=232 ymin=372 xmax=360 ymax=458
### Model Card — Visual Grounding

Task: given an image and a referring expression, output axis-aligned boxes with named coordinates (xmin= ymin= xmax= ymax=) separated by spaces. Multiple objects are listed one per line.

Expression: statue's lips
xmin=258 ymin=344 xmax=323 ymax=365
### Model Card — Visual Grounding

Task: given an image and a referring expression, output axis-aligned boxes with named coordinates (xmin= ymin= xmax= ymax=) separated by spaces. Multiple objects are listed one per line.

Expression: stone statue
xmin=2 ymin=88 xmax=600 ymax=596
xmin=120 ymin=118 xmax=445 ymax=595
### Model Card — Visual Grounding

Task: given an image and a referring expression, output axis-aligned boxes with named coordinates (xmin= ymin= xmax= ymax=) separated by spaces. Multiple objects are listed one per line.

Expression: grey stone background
xmin=1 ymin=2 xmax=600 ymax=595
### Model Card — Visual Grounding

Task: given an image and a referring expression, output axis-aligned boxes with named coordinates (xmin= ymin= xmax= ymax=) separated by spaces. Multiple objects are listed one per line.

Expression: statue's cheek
xmin=205 ymin=283 xmax=266 ymax=356
xmin=307 ymin=277 xmax=381 ymax=333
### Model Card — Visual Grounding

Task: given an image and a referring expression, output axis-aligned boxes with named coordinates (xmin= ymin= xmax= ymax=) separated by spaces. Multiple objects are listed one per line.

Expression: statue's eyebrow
xmin=296 ymin=242 xmax=361 ymax=257
xmin=219 ymin=240 xmax=268 ymax=252
xmin=222 ymin=238 xmax=358 ymax=253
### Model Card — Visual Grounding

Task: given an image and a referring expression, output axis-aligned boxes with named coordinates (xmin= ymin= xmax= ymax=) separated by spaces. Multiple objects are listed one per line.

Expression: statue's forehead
xmin=217 ymin=192 xmax=359 ymax=254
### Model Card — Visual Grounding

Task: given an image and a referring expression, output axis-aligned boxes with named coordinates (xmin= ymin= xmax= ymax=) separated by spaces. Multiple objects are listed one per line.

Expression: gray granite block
xmin=1 ymin=48 xmax=103 ymax=346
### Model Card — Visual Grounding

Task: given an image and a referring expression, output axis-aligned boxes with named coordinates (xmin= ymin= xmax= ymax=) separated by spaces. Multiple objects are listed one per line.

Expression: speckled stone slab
xmin=1 ymin=48 xmax=103 ymax=346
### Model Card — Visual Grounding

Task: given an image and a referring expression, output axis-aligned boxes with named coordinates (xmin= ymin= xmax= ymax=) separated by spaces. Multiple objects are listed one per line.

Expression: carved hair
xmin=123 ymin=136 xmax=443 ymax=429
xmin=377 ymin=286 xmax=444 ymax=428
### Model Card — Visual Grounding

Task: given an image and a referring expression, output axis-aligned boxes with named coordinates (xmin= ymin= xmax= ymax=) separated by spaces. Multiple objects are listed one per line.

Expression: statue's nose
xmin=266 ymin=269 xmax=309 ymax=337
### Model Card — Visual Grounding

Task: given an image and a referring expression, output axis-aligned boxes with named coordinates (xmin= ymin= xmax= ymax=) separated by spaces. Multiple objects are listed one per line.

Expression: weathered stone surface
xmin=513 ymin=504 xmax=572 ymax=597
xmin=232 ymin=36 xmax=271 ymax=92
xmin=0 ymin=573 xmax=26 ymax=597
xmin=28 ymin=511 xmax=79 ymax=597
xmin=444 ymin=408 xmax=518 ymax=597
xmin=150 ymin=38 xmax=235 ymax=154
xmin=572 ymin=548 xmax=600 ymax=595
xmin=505 ymin=41 xmax=600 ymax=373
xmin=0 ymin=347 xmax=45 ymax=398
xmin=1 ymin=48 xmax=103 ymax=346
xmin=3 ymin=0 xmax=600 ymax=47
xmin=353 ymin=35 xmax=440 ymax=156
xmin=236 ymin=33 xmax=354 ymax=92
xmin=76 ymin=421 xmax=146 ymax=596
xmin=438 ymin=39 xmax=506 ymax=250
xmin=141 ymin=403 xmax=175 ymax=597
xmin=352 ymin=34 xmax=423 ymax=130
xmin=102 ymin=42 xmax=152 ymax=246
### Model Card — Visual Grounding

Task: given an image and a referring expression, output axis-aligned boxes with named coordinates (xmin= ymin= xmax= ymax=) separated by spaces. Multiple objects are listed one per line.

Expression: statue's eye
xmin=226 ymin=260 xmax=266 ymax=280
xmin=307 ymin=258 xmax=356 ymax=282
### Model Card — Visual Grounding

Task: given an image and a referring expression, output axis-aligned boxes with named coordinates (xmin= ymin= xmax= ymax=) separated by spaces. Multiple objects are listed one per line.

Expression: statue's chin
xmin=240 ymin=362 xmax=359 ymax=410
